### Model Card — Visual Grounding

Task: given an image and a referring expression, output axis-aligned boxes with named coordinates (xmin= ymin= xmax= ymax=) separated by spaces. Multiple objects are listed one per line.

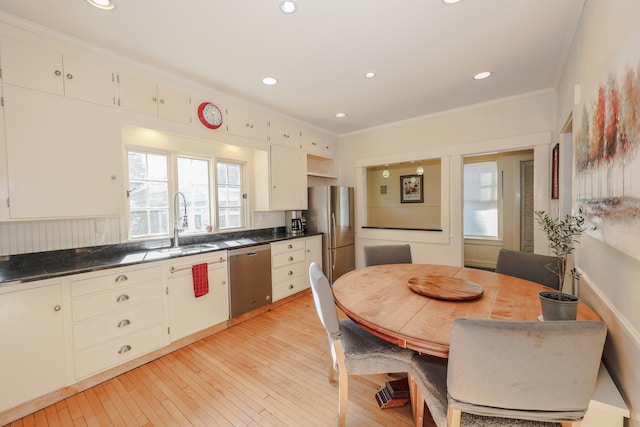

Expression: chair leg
xmin=337 ymin=367 xmax=348 ymax=427
xmin=328 ymin=362 xmax=336 ymax=383
xmin=446 ymin=405 xmax=461 ymax=427
xmin=408 ymin=373 xmax=424 ymax=427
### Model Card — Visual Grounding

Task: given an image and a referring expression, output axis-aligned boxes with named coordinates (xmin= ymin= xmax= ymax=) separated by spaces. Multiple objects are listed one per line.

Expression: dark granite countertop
xmin=0 ymin=228 xmax=321 ymax=286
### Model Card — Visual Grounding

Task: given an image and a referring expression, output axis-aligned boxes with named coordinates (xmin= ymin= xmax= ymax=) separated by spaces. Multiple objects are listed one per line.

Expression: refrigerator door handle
xmin=331 ymin=212 xmax=337 ymax=270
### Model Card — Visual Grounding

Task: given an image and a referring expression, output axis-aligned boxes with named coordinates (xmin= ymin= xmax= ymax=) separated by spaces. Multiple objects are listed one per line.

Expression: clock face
xmin=197 ymin=102 xmax=223 ymax=129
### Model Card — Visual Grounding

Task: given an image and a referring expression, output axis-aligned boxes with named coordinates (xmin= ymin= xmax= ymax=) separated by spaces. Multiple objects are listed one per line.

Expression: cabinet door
xmin=167 ymin=257 xmax=229 ymax=341
xmin=226 ymin=104 xmax=269 ymax=143
xmin=63 ymin=56 xmax=115 ymax=107
xmin=118 ymin=73 xmax=158 ymax=116
xmin=270 ymin=144 xmax=307 ymax=210
xmin=4 ymin=86 xmax=123 ymax=219
xmin=1 ymin=38 xmax=64 ymax=96
xmin=0 ymin=89 xmax=8 ymax=221
xmin=157 ymin=85 xmax=191 ymax=124
xmin=269 ymin=118 xmax=301 ymax=149
xmin=305 ymin=235 xmax=322 ymax=288
xmin=301 ymin=127 xmax=325 ymax=157
xmin=0 ymin=282 xmax=66 ymax=412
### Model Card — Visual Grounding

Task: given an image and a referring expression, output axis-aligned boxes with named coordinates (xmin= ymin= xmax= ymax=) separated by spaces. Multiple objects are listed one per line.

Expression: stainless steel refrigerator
xmin=307 ymin=186 xmax=355 ymax=283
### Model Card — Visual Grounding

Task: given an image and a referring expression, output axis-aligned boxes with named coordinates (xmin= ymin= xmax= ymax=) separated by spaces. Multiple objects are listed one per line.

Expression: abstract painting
xmin=575 ymin=64 xmax=640 ymax=260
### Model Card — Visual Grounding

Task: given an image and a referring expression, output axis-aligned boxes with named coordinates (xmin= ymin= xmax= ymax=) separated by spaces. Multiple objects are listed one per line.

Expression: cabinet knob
xmin=118 ymin=319 xmax=131 ymax=328
xmin=115 ymin=274 xmax=128 ymax=283
xmin=116 ymin=294 xmax=130 ymax=302
xmin=288 ymin=270 xmax=293 ymax=276
xmin=66 ymin=73 xmax=73 ymax=80
xmin=288 ymin=256 xmax=294 ymax=261
xmin=287 ymin=244 xmax=293 ymax=249
xmin=54 ymin=70 xmax=62 ymax=76
xmin=159 ymin=99 xmax=165 ymax=104
xmin=152 ymin=97 xmax=157 ymax=102
xmin=54 ymin=305 xmax=61 ymax=312
xmin=221 ymin=280 xmax=226 ymax=285
xmin=288 ymin=284 xmax=294 ymax=290
xmin=118 ymin=345 xmax=132 ymax=354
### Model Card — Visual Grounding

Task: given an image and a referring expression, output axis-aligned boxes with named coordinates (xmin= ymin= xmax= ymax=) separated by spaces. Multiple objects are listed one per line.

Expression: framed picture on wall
xmin=400 ymin=175 xmax=424 ymax=203
xmin=551 ymin=143 xmax=559 ymax=199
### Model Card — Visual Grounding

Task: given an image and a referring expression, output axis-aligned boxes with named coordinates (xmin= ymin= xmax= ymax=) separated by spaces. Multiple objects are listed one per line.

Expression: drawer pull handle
xmin=288 ymin=270 xmax=293 ymax=276
xmin=118 ymin=345 xmax=132 ymax=354
xmin=288 ymin=256 xmax=294 ymax=261
xmin=116 ymin=294 xmax=130 ymax=302
xmin=287 ymin=244 xmax=293 ymax=249
xmin=288 ymin=284 xmax=294 ymax=290
xmin=115 ymin=274 xmax=128 ymax=283
xmin=118 ymin=319 xmax=131 ymax=328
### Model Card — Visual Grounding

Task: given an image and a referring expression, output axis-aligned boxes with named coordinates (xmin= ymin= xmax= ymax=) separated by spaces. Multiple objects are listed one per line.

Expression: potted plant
xmin=534 ymin=209 xmax=596 ymax=320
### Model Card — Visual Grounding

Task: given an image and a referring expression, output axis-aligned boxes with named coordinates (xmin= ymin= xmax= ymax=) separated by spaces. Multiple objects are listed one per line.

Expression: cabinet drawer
xmin=272 ymin=261 xmax=305 ymax=283
xmin=272 ymin=249 xmax=305 ymax=269
xmin=73 ymin=300 xmax=163 ymax=351
xmin=74 ymin=324 xmax=164 ymax=379
xmin=271 ymin=239 xmax=305 ymax=255
xmin=71 ymin=281 xmax=162 ymax=322
xmin=273 ymin=276 xmax=306 ymax=301
xmin=71 ymin=266 xmax=162 ymax=297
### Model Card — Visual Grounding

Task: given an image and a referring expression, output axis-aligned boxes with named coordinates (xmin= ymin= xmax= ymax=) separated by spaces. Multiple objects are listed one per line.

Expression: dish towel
xmin=192 ymin=263 xmax=209 ymax=298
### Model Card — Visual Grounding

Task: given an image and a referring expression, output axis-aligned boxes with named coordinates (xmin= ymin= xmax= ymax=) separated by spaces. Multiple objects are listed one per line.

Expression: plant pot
xmin=538 ymin=291 xmax=579 ymax=321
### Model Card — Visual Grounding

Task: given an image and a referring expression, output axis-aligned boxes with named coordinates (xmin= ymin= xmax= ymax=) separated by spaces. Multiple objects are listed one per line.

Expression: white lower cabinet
xmin=167 ymin=252 xmax=229 ymax=341
xmin=69 ymin=265 xmax=164 ymax=379
xmin=304 ymin=235 xmax=322 ymax=288
xmin=272 ymin=236 xmax=322 ymax=302
xmin=0 ymin=280 xmax=66 ymax=413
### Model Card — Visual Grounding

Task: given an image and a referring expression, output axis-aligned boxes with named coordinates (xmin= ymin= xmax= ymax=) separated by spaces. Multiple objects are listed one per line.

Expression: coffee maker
xmin=285 ymin=210 xmax=305 ymax=235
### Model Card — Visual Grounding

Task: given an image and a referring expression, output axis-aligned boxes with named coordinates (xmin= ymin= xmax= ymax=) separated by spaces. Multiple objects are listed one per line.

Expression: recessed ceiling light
xmin=335 ymin=113 xmax=347 ymax=118
xmin=262 ymin=77 xmax=278 ymax=86
xmin=473 ymin=71 xmax=492 ymax=80
xmin=442 ymin=0 xmax=463 ymax=4
xmin=86 ymin=0 xmax=115 ymax=10
xmin=280 ymin=0 xmax=297 ymax=14
xmin=365 ymin=71 xmax=376 ymax=79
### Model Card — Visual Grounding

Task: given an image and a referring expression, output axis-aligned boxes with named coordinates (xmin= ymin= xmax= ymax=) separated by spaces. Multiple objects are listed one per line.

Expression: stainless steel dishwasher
xmin=228 ymin=244 xmax=272 ymax=317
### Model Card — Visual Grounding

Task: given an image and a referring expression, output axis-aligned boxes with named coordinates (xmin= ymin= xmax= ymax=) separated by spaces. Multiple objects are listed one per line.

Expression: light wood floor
xmin=5 ymin=293 xmax=416 ymax=427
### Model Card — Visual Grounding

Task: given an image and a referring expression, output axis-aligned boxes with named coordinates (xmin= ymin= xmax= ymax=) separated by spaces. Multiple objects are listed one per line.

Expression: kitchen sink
xmin=148 ymin=243 xmax=222 ymax=257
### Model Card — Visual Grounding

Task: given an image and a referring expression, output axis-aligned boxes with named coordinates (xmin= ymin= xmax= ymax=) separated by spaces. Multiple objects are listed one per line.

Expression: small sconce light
xmin=416 ymin=164 xmax=424 ymax=175
xmin=382 ymin=165 xmax=390 ymax=179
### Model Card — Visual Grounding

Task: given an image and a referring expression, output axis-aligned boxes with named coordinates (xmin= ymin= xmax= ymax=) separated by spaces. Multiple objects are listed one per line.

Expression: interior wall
xmin=556 ymin=0 xmax=640 ymax=424
xmin=338 ymin=90 xmax=557 ymax=268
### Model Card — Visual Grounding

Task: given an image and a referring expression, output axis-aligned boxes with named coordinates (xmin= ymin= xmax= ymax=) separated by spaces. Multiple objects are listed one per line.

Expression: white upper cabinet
xmin=270 ymin=144 xmax=307 ymax=210
xmin=269 ymin=117 xmax=302 ymax=149
xmin=0 ymin=38 xmax=115 ymax=107
xmin=225 ymin=103 xmax=269 ymax=143
xmin=3 ymin=85 xmax=123 ymax=219
xmin=118 ymin=73 xmax=191 ymax=124
xmin=302 ymin=126 xmax=337 ymax=159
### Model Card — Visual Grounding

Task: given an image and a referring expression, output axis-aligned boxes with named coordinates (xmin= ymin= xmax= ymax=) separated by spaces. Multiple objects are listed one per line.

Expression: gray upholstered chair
xmin=308 ymin=262 xmax=415 ymax=426
xmin=495 ymin=248 xmax=561 ymax=290
xmin=408 ymin=318 xmax=607 ymax=427
xmin=363 ymin=244 xmax=412 ymax=267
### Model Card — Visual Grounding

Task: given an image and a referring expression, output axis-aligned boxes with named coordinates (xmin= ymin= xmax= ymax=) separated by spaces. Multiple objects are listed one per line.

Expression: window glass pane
xmin=128 ymin=151 xmax=169 ymax=239
xmin=464 ymin=161 xmax=498 ymax=237
xmin=178 ymin=157 xmax=211 ymax=234
xmin=216 ymin=161 xmax=244 ymax=229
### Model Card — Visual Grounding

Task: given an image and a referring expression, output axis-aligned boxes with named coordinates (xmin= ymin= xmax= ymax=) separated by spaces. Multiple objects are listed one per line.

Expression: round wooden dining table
xmin=331 ymin=264 xmax=602 ymax=358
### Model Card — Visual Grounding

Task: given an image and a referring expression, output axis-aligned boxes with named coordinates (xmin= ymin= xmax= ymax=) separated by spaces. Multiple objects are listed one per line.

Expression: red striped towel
xmin=192 ymin=263 xmax=209 ymax=298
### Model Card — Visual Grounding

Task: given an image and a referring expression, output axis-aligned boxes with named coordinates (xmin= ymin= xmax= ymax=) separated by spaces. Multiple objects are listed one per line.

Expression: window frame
xmin=215 ymin=158 xmax=246 ymax=230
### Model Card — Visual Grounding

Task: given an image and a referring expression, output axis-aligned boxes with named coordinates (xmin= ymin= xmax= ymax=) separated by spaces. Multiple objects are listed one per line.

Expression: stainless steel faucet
xmin=172 ymin=191 xmax=188 ymax=248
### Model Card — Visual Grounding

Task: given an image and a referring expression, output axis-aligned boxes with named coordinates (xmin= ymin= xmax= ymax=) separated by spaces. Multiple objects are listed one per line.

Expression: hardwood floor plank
xmin=4 ymin=293 xmax=414 ymax=427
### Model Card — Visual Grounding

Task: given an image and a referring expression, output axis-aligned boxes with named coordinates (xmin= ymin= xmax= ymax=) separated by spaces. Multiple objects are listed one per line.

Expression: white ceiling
xmin=0 ymin=0 xmax=584 ymax=135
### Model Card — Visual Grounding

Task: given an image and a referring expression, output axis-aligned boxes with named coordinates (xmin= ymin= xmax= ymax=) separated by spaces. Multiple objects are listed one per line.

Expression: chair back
xmin=495 ymin=248 xmax=561 ymax=290
xmin=447 ymin=318 xmax=606 ymax=422
xmin=309 ymin=262 xmax=341 ymax=340
xmin=363 ymin=244 xmax=412 ymax=267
